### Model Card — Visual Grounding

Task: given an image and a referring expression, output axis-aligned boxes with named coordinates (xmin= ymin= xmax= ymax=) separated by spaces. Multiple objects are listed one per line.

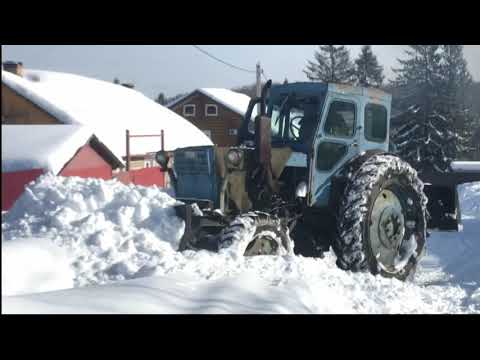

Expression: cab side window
xmin=324 ymin=101 xmax=356 ymax=138
xmin=364 ymin=104 xmax=388 ymax=143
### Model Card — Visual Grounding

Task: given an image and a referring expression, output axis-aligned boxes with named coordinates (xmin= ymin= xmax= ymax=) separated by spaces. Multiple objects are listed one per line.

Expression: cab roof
xmin=271 ymin=82 xmax=392 ymax=104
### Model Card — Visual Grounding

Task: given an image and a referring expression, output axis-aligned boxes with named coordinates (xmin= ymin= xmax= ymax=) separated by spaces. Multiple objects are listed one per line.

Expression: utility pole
xmin=256 ymin=62 xmax=262 ymax=97
xmin=256 ymin=62 xmax=262 ymax=114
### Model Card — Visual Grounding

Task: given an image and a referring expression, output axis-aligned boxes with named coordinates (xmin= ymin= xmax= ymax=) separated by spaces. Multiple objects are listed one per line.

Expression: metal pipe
xmin=126 ymin=129 xmax=130 ymax=171
xmin=161 ymin=129 xmax=165 ymax=151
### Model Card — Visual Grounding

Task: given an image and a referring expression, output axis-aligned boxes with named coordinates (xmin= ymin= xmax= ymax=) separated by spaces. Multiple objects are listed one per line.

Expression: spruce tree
xmin=156 ymin=92 xmax=166 ymax=105
xmin=391 ymin=45 xmax=455 ymax=172
xmin=440 ymin=45 xmax=475 ymax=159
xmin=353 ymin=45 xmax=384 ymax=88
xmin=304 ymin=45 xmax=354 ymax=83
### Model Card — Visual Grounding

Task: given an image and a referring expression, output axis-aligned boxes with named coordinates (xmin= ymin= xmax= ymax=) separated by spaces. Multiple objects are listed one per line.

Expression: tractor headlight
xmin=226 ymin=149 xmax=243 ymax=167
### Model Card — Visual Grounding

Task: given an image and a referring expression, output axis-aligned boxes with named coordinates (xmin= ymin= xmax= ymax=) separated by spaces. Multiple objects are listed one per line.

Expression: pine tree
xmin=304 ymin=45 xmax=354 ymax=83
xmin=353 ymin=45 xmax=384 ymax=88
xmin=113 ymin=77 xmax=120 ymax=85
xmin=156 ymin=92 xmax=166 ymax=105
xmin=391 ymin=45 xmax=456 ymax=172
xmin=283 ymin=78 xmax=289 ymax=85
xmin=440 ymin=45 xmax=475 ymax=159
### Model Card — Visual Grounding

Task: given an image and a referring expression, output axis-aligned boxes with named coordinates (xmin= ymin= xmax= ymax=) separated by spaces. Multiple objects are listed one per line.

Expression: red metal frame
xmin=125 ymin=129 xmax=164 ymax=171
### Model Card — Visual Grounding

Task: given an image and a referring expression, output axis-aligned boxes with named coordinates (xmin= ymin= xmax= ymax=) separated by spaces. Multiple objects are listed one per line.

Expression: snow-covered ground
xmin=2 ymin=175 xmax=479 ymax=314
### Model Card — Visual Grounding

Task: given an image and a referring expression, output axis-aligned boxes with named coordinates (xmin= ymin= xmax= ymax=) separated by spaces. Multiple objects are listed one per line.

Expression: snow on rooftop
xmin=170 ymin=87 xmax=254 ymax=116
xmin=198 ymin=88 xmax=253 ymax=116
xmin=2 ymin=69 xmax=212 ymax=161
xmin=2 ymin=125 xmax=95 ymax=174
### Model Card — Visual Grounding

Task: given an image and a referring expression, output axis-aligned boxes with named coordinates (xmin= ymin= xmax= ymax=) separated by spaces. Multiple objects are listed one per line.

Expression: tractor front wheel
xmin=218 ymin=212 xmax=293 ymax=257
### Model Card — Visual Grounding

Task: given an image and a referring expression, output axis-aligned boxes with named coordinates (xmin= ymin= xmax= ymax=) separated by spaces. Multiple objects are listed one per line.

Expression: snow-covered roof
xmin=2 ymin=125 xmax=99 ymax=174
xmin=169 ymin=88 xmax=254 ymax=116
xmin=2 ymin=70 xmax=212 ymax=161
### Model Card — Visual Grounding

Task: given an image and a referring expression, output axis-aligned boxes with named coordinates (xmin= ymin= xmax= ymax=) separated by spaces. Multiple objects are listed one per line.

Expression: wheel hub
xmin=370 ymin=189 xmax=406 ymax=270
xmin=245 ymin=233 xmax=278 ymax=256
xmin=378 ymin=206 xmax=405 ymax=249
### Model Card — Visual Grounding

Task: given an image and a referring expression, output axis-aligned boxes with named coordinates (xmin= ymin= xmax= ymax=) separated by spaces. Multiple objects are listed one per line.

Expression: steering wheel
xmin=289 ymin=115 xmax=304 ymax=140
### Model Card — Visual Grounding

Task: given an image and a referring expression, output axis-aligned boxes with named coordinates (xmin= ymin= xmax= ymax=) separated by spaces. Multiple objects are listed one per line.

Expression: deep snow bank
xmin=2 ymin=250 xmax=476 ymax=314
xmin=2 ymin=176 xmax=479 ymax=313
xmin=2 ymin=237 xmax=74 ymax=296
xmin=2 ymin=174 xmax=184 ymax=287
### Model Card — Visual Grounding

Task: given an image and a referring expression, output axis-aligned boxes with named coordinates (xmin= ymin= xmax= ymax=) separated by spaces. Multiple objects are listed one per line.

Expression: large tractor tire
xmin=218 ymin=212 xmax=293 ymax=257
xmin=334 ymin=154 xmax=428 ymax=281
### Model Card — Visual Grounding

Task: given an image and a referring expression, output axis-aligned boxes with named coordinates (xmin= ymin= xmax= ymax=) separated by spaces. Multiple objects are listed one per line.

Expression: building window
xmin=183 ymin=104 xmax=196 ymax=117
xmin=205 ymin=104 xmax=218 ymax=117
xmin=203 ymin=130 xmax=212 ymax=139
xmin=228 ymin=129 xmax=238 ymax=136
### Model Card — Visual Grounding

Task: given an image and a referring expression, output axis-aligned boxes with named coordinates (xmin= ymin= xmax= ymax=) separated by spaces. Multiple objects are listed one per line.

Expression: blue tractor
xmin=156 ymin=81 xmax=479 ymax=281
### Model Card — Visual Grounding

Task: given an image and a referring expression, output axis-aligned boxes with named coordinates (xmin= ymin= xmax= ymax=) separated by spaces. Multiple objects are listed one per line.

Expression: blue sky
xmin=2 ymin=45 xmax=479 ymax=100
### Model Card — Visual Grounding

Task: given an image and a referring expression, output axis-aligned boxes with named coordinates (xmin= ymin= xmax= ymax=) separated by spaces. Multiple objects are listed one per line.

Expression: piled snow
xmin=2 ymin=247 xmax=476 ymax=314
xmin=2 ymin=125 xmax=96 ymax=173
xmin=2 ymin=273 xmax=314 ymax=314
xmin=2 ymin=237 xmax=74 ymax=296
xmin=459 ymin=182 xmax=480 ymax=219
xmin=2 ymin=176 xmax=480 ymax=313
xmin=2 ymin=70 xmax=212 ymax=161
xmin=2 ymin=174 xmax=184 ymax=287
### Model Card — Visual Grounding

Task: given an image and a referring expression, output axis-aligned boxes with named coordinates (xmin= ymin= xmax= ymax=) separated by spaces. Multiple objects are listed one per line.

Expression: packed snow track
xmin=2 ymin=175 xmax=479 ymax=314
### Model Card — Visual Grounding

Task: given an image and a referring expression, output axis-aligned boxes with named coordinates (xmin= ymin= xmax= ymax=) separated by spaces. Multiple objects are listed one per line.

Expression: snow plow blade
xmin=421 ymin=163 xmax=480 ymax=231
xmin=174 ymin=199 xmax=226 ymax=252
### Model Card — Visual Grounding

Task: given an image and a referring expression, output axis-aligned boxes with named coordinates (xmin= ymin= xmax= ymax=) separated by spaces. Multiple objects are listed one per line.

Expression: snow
xmin=199 ymin=88 xmax=253 ymax=116
xmin=451 ymin=161 xmax=480 ymax=172
xmin=2 ymin=237 xmax=74 ymax=296
xmin=2 ymin=70 xmax=212 ymax=162
xmin=393 ymin=234 xmax=418 ymax=272
xmin=2 ymin=125 xmax=96 ymax=173
xmin=169 ymin=88 xmax=255 ymax=117
xmin=459 ymin=182 xmax=480 ymax=219
xmin=2 ymin=174 xmax=184 ymax=287
xmin=2 ymin=176 xmax=479 ymax=314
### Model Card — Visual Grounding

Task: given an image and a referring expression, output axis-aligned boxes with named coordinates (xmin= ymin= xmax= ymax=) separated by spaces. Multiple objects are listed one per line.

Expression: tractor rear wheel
xmin=334 ymin=154 xmax=428 ymax=281
xmin=218 ymin=212 xmax=293 ymax=257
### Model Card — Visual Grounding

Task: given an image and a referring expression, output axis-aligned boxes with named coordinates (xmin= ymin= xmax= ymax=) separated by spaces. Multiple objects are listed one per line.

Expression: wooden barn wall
xmin=2 ymin=84 xmax=61 ymax=124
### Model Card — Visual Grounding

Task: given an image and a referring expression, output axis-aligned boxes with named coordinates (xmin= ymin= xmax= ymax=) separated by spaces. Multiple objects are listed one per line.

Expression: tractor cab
xmin=240 ymin=82 xmax=392 ymax=207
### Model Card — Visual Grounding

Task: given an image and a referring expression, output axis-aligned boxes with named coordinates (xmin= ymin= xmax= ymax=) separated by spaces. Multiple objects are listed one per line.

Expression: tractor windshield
xmin=269 ymin=95 xmax=321 ymax=147
xmin=238 ymin=84 xmax=327 ymax=148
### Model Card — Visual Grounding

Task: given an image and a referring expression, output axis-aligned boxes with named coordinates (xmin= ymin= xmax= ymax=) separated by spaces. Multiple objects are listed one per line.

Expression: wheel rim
xmin=369 ymin=188 xmax=406 ymax=272
xmin=244 ymin=232 xmax=279 ymax=256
